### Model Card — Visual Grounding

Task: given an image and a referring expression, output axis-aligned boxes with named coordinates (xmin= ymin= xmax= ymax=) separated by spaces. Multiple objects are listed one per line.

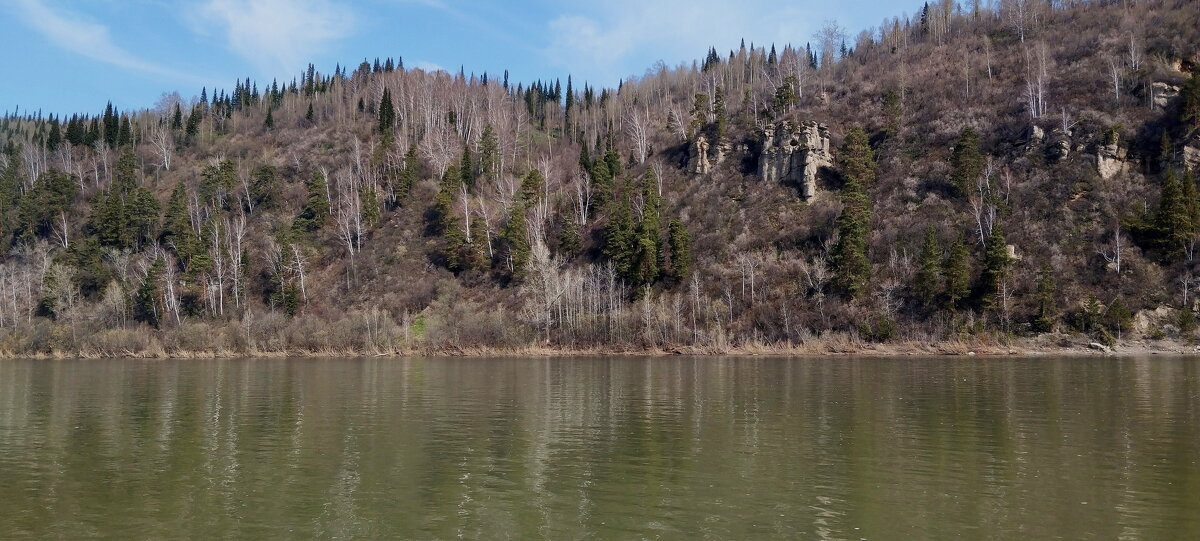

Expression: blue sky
xmin=1 ymin=0 xmax=907 ymax=116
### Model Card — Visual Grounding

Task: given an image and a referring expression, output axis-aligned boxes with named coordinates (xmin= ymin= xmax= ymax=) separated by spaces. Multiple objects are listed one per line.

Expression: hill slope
xmin=2 ymin=0 xmax=1200 ymax=356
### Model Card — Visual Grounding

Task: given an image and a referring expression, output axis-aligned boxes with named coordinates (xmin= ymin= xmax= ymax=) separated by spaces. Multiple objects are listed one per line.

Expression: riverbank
xmin=2 ymin=333 xmax=1197 ymax=359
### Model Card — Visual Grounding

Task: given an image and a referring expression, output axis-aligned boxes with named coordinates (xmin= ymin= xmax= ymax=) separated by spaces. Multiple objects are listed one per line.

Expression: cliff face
xmin=757 ymin=121 xmax=831 ymax=199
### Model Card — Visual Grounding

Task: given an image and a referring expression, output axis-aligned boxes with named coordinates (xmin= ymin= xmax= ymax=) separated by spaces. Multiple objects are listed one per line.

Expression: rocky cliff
xmin=757 ymin=121 xmax=832 ymax=199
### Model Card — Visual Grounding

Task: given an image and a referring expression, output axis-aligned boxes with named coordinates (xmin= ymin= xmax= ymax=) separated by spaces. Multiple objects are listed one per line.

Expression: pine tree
xmin=632 ymin=174 xmax=662 ymax=286
xmin=519 ymin=169 xmax=543 ymax=204
xmin=478 ymin=124 xmax=499 ymax=181
xmin=378 ymin=88 xmax=395 ymax=138
xmin=459 ymin=146 xmax=475 ymax=189
xmin=666 ymin=219 xmax=692 ymax=283
xmin=1182 ymin=69 xmax=1200 ymax=131
xmin=914 ymin=226 xmax=942 ymax=306
xmin=134 ymin=256 xmax=164 ymax=327
xmin=713 ymin=87 xmax=727 ymax=139
xmin=831 ymin=127 xmax=875 ymax=297
xmin=839 ymin=126 xmax=876 ymax=188
xmin=185 ymin=105 xmax=202 ymax=137
xmin=943 ymin=238 xmax=971 ymax=310
xmin=950 ymin=127 xmax=983 ymax=196
xmin=295 ymin=170 xmax=330 ymax=232
xmin=500 ymin=203 xmax=530 ymax=277
xmin=1033 ymin=264 xmax=1057 ymax=332
xmin=172 ymin=103 xmax=183 ymax=130
xmin=979 ymin=225 xmax=1013 ymax=310
xmin=1155 ymin=169 xmax=1198 ymax=258
xmin=263 ymin=108 xmax=274 ymax=130
xmin=603 ymin=196 xmax=636 ymax=279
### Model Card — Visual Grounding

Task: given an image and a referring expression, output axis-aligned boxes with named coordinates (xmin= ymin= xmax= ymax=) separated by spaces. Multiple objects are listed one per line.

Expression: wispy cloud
xmin=544 ymin=0 xmax=865 ymax=86
xmin=196 ymin=0 xmax=354 ymax=77
xmin=413 ymin=61 xmax=446 ymax=73
xmin=11 ymin=0 xmax=204 ymax=83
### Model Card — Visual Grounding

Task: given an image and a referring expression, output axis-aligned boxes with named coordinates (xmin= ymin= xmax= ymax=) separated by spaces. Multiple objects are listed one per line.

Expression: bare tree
xmin=149 ymin=121 xmax=174 ymax=171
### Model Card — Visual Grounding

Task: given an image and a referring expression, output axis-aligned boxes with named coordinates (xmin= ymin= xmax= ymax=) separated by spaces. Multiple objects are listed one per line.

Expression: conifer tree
xmin=979 ymin=225 xmax=1013 ymax=310
xmin=666 ymin=219 xmax=692 ymax=283
xmin=915 ymin=226 xmax=942 ymax=306
xmin=519 ymin=169 xmax=543 ymax=204
xmin=378 ymin=87 xmax=395 ymax=138
xmin=479 ymin=124 xmax=499 ymax=181
xmin=1182 ymin=70 xmax=1200 ymax=131
xmin=500 ymin=203 xmax=530 ymax=277
xmin=831 ymin=126 xmax=875 ymax=296
xmin=1155 ymin=169 xmax=1198 ymax=258
xmin=172 ymin=103 xmax=183 ymax=130
xmin=603 ymin=196 xmax=636 ymax=279
xmin=1033 ymin=264 xmax=1057 ymax=332
xmin=713 ymin=87 xmax=727 ymax=139
xmin=264 ymin=108 xmax=274 ymax=130
xmin=950 ymin=127 xmax=983 ymax=196
xmin=943 ymin=237 xmax=971 ymax=310
xmin=295 ymin=170 xmax=330 ymax=232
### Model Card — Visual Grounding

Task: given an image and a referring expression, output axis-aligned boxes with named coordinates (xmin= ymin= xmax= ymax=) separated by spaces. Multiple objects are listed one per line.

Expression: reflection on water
xmin=0 ymin=357 xmax=1197 ymax=539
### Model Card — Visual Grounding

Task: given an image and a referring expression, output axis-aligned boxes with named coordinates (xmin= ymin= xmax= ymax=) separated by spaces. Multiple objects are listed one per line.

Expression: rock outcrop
xmin=757 ymin=120 xmax=832 ymax=199
xmin=690 ymin=135 xmax=711 ymax=174
xmin=1095 ymin=137 xmax=1129 ymax=180
xmin=1184 ymin=135 xmax=1200 ymax=173
xmin=1046 ymin=128 xmax=1072 ymax=162
xmin=1152 ymin=82 xmax=1180 ymax=109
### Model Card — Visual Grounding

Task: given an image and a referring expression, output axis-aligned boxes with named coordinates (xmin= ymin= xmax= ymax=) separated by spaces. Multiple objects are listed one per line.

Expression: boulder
xmin=757 ymin=120 xmax=832 ymax=199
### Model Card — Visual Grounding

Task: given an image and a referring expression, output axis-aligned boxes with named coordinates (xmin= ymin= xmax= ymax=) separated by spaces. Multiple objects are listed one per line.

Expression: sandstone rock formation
xmin=1152 ymin=82 xmax=1180 ymax=109
xmin=757 ymin=120 xmax=832 ymax=199
xmin=1184 ymin=135 xmax=1200 ymax=173
xmin=690 ymin=135 xmax=711 ymax=174
xmin=1095 ymin=137 xmax=1129 ymax=180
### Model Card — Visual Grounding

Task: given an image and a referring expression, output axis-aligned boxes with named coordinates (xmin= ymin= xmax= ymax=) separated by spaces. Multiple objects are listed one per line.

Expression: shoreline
xmin=3 ymin=336 xmax=1198 ymax=359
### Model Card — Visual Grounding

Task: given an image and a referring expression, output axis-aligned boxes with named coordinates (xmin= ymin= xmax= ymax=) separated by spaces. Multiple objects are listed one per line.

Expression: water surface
xmin=0 ymin=356 xmax=1197 ymax=539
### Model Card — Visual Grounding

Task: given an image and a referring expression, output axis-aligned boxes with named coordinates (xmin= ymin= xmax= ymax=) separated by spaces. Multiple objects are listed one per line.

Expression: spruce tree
xmin=603 ymin=196 xmax=636 ymax=279
xmin=666 ymin=219 xmax=692 ymax=283
xmin=943 ymin=238 xmax=971 ymax=310
xmin=1155 ymin=169 xmax=1198 ymax=258
xmin=831 ymin=126 xmax=875 ymax=296
xmin=914 ymin=226 xmax=942 ymax=306
xmin=500 ymin=203 xmax=530 ymax=277
xmin=378 ymin=88 xmax=395 ymax=138
xmin=1033 ymin=264 xmax=1057 ymax=332
xmin=979 ymin=225 xmax=1013 ymax=310
xmin=295 ymin=170 xmax=330 ymax=232
xmin=950 ymin=127 xmax=983 ymax=196
xmin=479 ymin=124 xmax=499 ymax=181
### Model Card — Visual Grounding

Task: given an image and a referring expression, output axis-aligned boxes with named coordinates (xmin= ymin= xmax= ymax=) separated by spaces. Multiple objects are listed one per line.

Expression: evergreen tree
xmin=294 ymin=170 xmax=330 ymax=232
xmin=979 ymin=225 xmax=1013 ymax=310
xmin=263 ymin=107 xmax=274 ymax=130
xmin=185 ymin=105 xmax=202 ymax=137
xmin=943 ymin=237 xmax=971 ymax=310
xmin=47 ymin=120 xmax=62 ymax=151
xmin=1155 ymin=169 xmax=1199 ymax=258
xmin=666 ymin=219 xmax=692 ymax=283
xmin=632 ymin=173 xmax=662 ymax=286
xmin=519 ymin=169 xmax=543 ymax=204
xmin=500 ymin=203 xmax=530 ymax=277
xmin=831 ymin=127 xmax=875 ymax=297
xmin=839 ymin=126 xmax=876 ymax=188
xmin=478 ymin=124 xmax=499 ymax=181
xmin=459 ymin=146 xmax=475 ymax=189
xmin=1033 ymin=264 xmax=1057 ymax=332
xmin=713 ymin=87 xmax=727 ymax=139
xmin=950 ymin=127 xmax=983 ymax=196
xmin=172 ymin=103 xmax=183 ymax=130
xmin=305 ymin=102 xmax=314 ymax=122
xmin=603 ymin=196 xmax=636 ymax=279
xmin=1182 ymin=69 xmax=1200 ymax=131
xmin=882 ymin=89 xmax=903 ymax=143
xmin=134 ymin=256 xmax=164 ymax=327
xmin=378 ymin=87 xmax=396 ymax=138
xmin=914 ymin=226 xmax=942 ymax=306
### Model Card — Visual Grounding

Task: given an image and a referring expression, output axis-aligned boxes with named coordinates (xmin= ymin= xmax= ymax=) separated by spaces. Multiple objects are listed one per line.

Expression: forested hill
xmin=2 ymin=0 xmax=1200 ymax=356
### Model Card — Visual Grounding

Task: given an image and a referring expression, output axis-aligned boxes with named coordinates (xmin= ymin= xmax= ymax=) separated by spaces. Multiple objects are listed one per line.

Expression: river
xmin=0 ymin=356 xmax=1197 ymax=539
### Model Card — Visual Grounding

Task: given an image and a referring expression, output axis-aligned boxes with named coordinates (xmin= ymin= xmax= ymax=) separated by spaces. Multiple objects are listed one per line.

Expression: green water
xmin=0 ymin=357 xmax=1197 ymax=539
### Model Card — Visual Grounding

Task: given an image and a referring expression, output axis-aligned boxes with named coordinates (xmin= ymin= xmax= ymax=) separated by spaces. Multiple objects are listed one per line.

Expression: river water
xmin=0 ymin=356 xmax=1197 ymax=539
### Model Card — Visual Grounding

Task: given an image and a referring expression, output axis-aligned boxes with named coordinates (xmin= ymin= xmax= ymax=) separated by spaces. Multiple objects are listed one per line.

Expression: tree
xmin=378 ymin=87 xmax=396 ymax=138
xmin=831 ymin=127 xmax=875 ymax=296
xmin=478 ymin=124 xmax=499 ymax=181
xmin=1155 ymin=169 xmax=1199 ymax=259
xmin=979 ymin=224 xmax=1013 ymax=310
xmin=943 ymin=237 xmax=971 ymax=310
xmin=666 ymin=219 xmax=692 ymax=283
xmin=1033 ymin=264 xmax=1057 ymax=332
xmin=950 ymin=127 xmax=983 ymax=196
xmin=500 ymin=203 xmax=530 ymax=277
xmin=1182 ymin=70 xmax=1200 ymax=131
xmin=914 ymin=226 xmax=942 ymax=306
xmin=295 ymin=170 xmax=330 ymax=232
xmin=839 ymin=126 xmax=876 ymax=188
xmin=603 ymin=196 xmax=636 ymax=279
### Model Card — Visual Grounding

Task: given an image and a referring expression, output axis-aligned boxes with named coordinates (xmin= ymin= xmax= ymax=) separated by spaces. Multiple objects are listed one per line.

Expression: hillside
xmin=2 ymin=0 xmax=1200 ymax=357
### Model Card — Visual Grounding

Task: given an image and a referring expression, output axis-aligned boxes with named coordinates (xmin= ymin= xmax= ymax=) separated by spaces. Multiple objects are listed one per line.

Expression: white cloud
xmin=196 ymin=0 xmax=354 ymax=76
xmin=544 ymin=0 xmax=876 ymax=86
xmin=11 ymin=0 xmax=203 ymax=83
xmin=413 ymin=61 xmax=446 ymax=73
